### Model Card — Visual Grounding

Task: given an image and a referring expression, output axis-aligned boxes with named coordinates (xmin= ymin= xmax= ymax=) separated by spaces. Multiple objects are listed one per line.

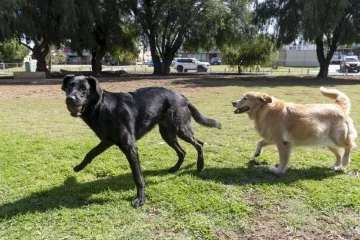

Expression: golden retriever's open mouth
xmin=234 ymin=106 xmax=250 ymax=114
xmin=67 ymin=104 xmax=83 ymax=117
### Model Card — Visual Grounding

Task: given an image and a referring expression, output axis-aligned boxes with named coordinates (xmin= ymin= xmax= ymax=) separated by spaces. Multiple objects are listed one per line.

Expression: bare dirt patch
xmin=1 ymin=74 xmax=359 ymax=100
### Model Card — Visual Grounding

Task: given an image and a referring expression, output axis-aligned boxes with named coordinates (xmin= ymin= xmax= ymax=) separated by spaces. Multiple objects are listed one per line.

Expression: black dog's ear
xmin=86 ymin=76 xmax=103 ymax=95
xmin=62 ymin=74 xmax=75 ymax=91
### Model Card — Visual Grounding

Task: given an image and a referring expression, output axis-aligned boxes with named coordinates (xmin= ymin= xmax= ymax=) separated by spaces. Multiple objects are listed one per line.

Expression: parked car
xmin=210 ymin=57 xmax=222 ymax=65
xmin=171 ymin=58 xmax=179 ymax=67
xmin=340 ymin=56 xmax=360 ymax=73
xmin=147 ymin=60 xmax=154 ymax=67
xmin=173 ymin=58 xmax=210 ymax=72
xmin=330 ymin=54 xmax=342 ymax=64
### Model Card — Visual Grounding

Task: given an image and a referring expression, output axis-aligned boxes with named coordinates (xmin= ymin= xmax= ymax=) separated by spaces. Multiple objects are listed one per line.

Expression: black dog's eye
xmin=78 ymin=84 xmax=87 ymax=91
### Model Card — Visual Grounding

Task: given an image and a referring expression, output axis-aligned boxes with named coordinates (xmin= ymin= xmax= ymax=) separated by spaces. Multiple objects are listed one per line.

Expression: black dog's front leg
xmin=74 ymin=141 xmax=113 ymax=172
xmin=119 ymin=142 xmax=145 ymax=208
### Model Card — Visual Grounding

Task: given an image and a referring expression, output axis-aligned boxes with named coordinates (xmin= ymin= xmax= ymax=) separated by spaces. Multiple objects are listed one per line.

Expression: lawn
xmin=0 ymin=75 xmax=359 ymax=239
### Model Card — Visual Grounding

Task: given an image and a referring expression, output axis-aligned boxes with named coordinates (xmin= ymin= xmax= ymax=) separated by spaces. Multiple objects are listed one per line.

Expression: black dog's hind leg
xmin=118 ymin=138 xmax=145 ymax=208
xmin=74 ymin=141 xmax=113 ymax=172
xmin=159 ymin=124 xmax=186 ymax=172
xmin=177 ymin=125 xmax=204 ymax=172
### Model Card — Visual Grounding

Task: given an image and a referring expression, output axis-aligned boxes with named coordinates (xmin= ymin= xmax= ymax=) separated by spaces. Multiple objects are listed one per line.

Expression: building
xmin=179 ymin=49 xmax=221 ymax=62
xmin=63 ymin=48 xmax=91 ymax=64
xmin=277 ymin=43 xmax=319 ymax=67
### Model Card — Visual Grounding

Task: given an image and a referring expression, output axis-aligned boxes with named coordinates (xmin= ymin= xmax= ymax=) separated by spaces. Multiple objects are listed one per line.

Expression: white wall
xmin=278 ymin=50 xmax=319 ymax=67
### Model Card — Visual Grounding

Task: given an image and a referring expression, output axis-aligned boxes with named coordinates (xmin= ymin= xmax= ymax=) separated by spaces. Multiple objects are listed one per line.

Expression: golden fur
xmin=232 ymin=87 xmax=357 ymax=173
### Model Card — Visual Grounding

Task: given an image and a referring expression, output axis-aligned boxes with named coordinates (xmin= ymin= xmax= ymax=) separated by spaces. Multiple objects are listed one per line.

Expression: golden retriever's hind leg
xmin=342 ymin=147 xmax=351 ymax=168
xmin=270 ymin=142 xmax=291 ymax=174
xmin=328 ymin=147 xmax=343 ymax=171
xmin=254 ymin=139 xmax=271 ymax=158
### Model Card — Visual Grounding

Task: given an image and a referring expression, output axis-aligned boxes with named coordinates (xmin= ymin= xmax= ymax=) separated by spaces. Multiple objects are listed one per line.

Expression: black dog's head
xmin=61 ymin=75 xmax=103 ymax=117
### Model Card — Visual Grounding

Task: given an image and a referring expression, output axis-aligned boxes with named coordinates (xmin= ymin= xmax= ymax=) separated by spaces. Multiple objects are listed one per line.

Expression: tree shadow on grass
xmin=0 ymin=163 xmax=341 ymax=220
xmin=170 ymin=75 xmax=360 ymax=88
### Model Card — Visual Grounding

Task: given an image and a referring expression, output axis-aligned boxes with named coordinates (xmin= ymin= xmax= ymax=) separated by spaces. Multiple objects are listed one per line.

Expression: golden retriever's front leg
xmin=270 ymin=142 xmax=291 ymax=174
xmin=254 ymin=139 xmax=271 ymax=158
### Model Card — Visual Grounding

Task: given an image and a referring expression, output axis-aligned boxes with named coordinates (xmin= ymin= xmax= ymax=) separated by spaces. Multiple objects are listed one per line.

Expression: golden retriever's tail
xmin=320 ymin=87 xmax=351 ymax=115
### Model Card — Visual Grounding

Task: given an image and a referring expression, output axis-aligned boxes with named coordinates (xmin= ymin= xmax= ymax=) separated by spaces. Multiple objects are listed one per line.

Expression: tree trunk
xmin=153 ymin=56 xmax=163 ymax=75
xmin=317 ymin=64 xmax=329 ymax=78
xmin=161 ymin=58 xmax=172 ymax=75
xmin=315 ymin=37 xmax=338 ymax=78
xmin=237 ymin=65 xmax=242 ymax=73
xmin=91 ymin=47 xmax=107 ymax=76
xmin=32 ymin=43 xmax=50 ymax=74
xmin=147 ymin=29 xmax=181 ymax=75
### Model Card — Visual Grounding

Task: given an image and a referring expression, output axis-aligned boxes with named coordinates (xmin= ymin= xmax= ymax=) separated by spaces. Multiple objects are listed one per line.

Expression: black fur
xmin=61 ymin=75 xmax=221 ymax=207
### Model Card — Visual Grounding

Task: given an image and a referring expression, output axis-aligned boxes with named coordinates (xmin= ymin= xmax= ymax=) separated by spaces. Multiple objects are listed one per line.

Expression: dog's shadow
xmin=0 ymin=162 xmax=341 ymax=220
xmin=185 ymin=161 xmax=342 ymax=186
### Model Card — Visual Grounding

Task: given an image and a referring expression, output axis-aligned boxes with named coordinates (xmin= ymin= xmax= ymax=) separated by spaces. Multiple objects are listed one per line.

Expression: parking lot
xmin=329 ymin=64 xmax=360 ymax=76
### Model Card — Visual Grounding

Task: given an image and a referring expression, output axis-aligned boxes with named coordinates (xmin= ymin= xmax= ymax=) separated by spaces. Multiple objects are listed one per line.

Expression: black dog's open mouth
xmin=234 ymin=106 xmax=250 ymax=114
xmin=67 ymin=104 xmax=83 ymax=117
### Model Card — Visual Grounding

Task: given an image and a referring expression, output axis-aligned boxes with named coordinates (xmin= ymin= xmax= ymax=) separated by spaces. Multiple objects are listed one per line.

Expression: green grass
xmin=0 ymin=78 xmax=359 ymax=239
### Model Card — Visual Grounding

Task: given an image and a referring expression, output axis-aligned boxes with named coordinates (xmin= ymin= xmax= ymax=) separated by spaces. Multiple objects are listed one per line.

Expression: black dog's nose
xmin=232 ymin=102 xmax=237 ymax=107
xmin=66 ymin=96 xmax=76 ymax=105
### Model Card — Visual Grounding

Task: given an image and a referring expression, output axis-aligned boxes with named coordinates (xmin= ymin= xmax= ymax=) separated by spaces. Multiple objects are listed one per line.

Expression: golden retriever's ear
xmin=259 ymin=94 xmax=272 ymax=103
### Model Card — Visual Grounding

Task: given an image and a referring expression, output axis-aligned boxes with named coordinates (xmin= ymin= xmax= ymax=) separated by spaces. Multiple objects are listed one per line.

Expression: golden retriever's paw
xmin=331 ymin=165 xmax=342 ymax=171
xmin=253 ymin=149 xmax=261 ymax=158
xmin=270 ymin=167 xmax=285 ymax=174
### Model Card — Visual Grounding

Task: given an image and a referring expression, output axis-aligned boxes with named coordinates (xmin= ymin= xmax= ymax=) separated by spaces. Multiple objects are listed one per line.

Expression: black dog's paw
xmin=197 ymin=161 xmax=204 ymax=172
xmin=73 ymin=165 xmax=84 ymax=172
xmin=168 ymin=166 xmax=180 ymax=173
xmin=132 ymin=197 xmax=145 ymax=208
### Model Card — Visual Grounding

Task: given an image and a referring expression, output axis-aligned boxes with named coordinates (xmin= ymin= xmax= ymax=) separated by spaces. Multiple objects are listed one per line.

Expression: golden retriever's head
xmin=232 ymin=92 xmax=272 ymax=114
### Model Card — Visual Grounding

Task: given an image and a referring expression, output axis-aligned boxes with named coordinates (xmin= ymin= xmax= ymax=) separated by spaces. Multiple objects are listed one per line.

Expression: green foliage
xmin=0 ymin=38 xmax=29 ymax=62
xmin=254 ymin=0 xmax=360 ymax=77
xmin=254 ymin=0 xmax=360 ymax=45
xmin=45 ymin=47 xmax=67 ymax=65
xmin=0 ymin=0 xmax=78 ymax=71
xmin=222 ymin=36 xmax=274 ymax=72
xmin=107 ymin=48 xmax=138 ymax=65
xmin=70 ymin=0 xmax=140 ymax=74
xmin=133 ymin=0 xmax=253 ymax=75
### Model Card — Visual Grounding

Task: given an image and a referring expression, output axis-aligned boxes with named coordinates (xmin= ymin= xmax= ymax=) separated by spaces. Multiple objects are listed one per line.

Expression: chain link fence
xmin=0 ymin=61 xmax=357 ymax=77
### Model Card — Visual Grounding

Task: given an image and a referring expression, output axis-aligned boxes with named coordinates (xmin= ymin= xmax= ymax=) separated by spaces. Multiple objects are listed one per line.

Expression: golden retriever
xmin=232 ymin=87 xmax=357 ymax=173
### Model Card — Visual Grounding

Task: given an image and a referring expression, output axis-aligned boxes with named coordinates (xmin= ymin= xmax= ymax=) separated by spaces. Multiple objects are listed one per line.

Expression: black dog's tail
xmin=187 ymin=102 xmax=221 ymax=129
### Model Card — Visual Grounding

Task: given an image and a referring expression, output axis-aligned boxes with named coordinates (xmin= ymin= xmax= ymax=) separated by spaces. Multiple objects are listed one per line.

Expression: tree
xmin=1 ymin=0 xmax=77 ymax=73
xmin=132 ymin=0 xmax=252 ymax=75
xmin=0 ymin=38 xmax=29 ymax=62
xmin=70 ymin=0 xmax=140 ymax=75
xmin=222 ymin=36 xmax=274 ymax=73
xmin=254 ymin=0 xmax=360 ymax=78
xmin=45 ymin=46 xmax=67 ymax=73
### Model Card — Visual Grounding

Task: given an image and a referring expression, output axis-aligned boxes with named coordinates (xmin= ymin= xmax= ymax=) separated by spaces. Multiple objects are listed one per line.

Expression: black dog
xmin=61 ymin=75 xmax=221 ymax=207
